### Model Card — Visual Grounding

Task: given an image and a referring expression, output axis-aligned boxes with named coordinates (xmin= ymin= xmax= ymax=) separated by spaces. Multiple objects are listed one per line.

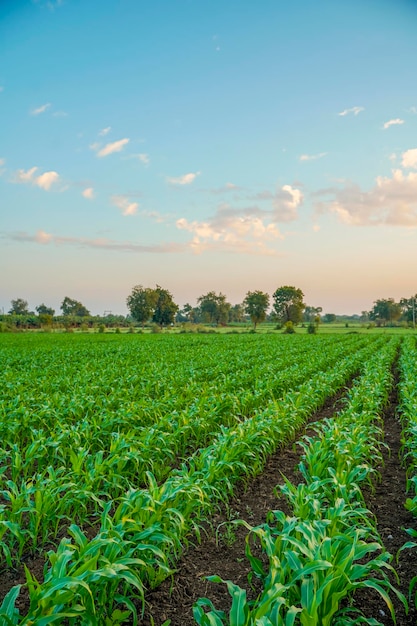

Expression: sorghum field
xmin=1 ymin=332 xmax=417 ymax=625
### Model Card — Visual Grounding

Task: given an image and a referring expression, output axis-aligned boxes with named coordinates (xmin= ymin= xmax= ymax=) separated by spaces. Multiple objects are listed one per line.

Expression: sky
xmin=1 ymin=0 xmax=417 ymax=316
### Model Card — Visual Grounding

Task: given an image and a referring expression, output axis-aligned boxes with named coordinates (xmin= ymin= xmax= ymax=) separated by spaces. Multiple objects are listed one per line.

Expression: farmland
xmin=0 ymin=333 xmax=416 ymax=624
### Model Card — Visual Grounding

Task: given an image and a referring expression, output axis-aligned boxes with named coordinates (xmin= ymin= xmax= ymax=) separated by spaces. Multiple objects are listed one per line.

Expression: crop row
xmin=0 ymin=336 xmax=384 ymax=562
xmin=397 ymin=336 xmax=417 ymax=610
xmin=0 ymin=335 xmax=391 ymax=623
xmin=194 ymin=337 xmax=405 ymax=625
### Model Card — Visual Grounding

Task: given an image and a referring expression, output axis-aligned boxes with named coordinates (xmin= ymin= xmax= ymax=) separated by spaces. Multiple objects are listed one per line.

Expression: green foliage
xmin=8 ymin=299 xmax=29 ymax=315
xmin=198 ymin=291 xmax=231 ymax=325
xmin=369 ymin=298 xmax=402 ymax=327
xmin=283 ymin=321 xmax=296 ymax=334
xmin=36 ymin=303 xmax=55 ymax=316
xmin=126 ymin=285 xmax=158 ymax=327
xmin=273 ymin=286 xmax=305 ymax=325
xmin=152 ymin=285 xmax=178 ymax=328
xmin=0 ymin=332 xmax=397 ymax=620
xmin=61 ymin=296 xmax=90 ymax=317
xmin=243 ymin=290 xmax=270 ymax=330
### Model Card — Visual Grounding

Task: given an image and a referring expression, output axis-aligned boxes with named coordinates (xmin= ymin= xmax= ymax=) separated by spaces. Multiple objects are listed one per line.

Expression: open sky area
xmin=1 ymin=0 xmax=417 ymax=316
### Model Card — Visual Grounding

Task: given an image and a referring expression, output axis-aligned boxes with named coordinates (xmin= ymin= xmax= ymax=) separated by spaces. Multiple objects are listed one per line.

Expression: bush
xmin=283 ymin=321 xmax=296 ymax=334
xmin=307 ymin=322 xmax=317 ymax=334
xmin=98 ymin=324 xmax=106 ymax=333
xmin=115 ymin=327 xmax=121 ymax=334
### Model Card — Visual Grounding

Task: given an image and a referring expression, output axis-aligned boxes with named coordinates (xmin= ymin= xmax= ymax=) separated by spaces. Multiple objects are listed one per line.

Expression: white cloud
xmin=136 ymin=153 xmax=150 ymax=165
xmin=36 ymin=171 xmax=59 ymax=190
xmin=53 ymin=111 xmax=68 ymax=117
xmin=82 ymin=187 xmax=94 ymax=199
xmin=383 ymin=118 xmax=404 ymax=130
xmin=315 ymin=168 xmax=417 ymax=226
xmin=0 ymin=158 xmax=5 ymax=166
xmin=31 ymin=103 xmax=51 ymax=116
xmin=338 ymin=106 xmax=364 ymax=117
xmin=299 ymin=152 xmax=327 ymax=162
xmin=126 ymin=152 xmax=150 ymax=165
xmin=175 ymin=198 xmax=290 ymax=255
xmin=8 ymin=230 xmax=183 ymax=254
xmin=13 ymin=166 xmax=59 ymax=190
xmin=401 ymin=148 xmax=417 ymax=169
xmin=209 ymin=182 xmax=241 ymax=194
xmin=35 ymin=230 xmax=53 ymax=244
xmin=95 ymin=138 xmax=130 ymax=157
xmin=111 ymin=195 xmax=138 ymax=216
xmin=99 ymin=126 xmax=111 ymax=136
xmin=167 ymin=171 xmax=200 ymax=185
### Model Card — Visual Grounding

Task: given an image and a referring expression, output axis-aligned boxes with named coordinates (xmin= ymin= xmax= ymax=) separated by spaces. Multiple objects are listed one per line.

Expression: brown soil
xmin=140 ymin=379 xmax=417 ymax=626
xmin=1 ymin=374 xmax=416 ymax=625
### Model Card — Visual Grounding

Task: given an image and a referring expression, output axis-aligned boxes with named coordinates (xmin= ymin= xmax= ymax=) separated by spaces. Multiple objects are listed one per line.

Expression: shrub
xmin=283 ymin=321 xmax=296 ymax=334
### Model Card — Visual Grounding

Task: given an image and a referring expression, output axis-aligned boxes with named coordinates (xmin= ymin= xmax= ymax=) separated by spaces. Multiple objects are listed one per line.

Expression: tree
xmin=229 ymin=303 xmax=245 ymax=323
xmin=400 ymin=295 xmax=417 ymax=328
xmin=61 ymin=297 xmax=90 ymax=317
xmin=323 ymin=313 xmax=337 ymax=324
xmin=303 ymin=305 xmax=322 ymax=323
xmin=369 ymin=298 xmax=401 ymax=327
xmin=152 ymin=285 xmax=178 ymax=328
xmin=126 ymin=285 xmax=158 ymax=327
xmin=272 ymin=286 xmax=305 ymax=325
xmin=197 ymin=291 xmax=231 ymax=325
xmin=243 ymin=290 xmax=270 ymax=331
xmin=36 ymin=303 xmax=55 ymax=316
xmin=9 ymin=298 xmax=29 ymax=315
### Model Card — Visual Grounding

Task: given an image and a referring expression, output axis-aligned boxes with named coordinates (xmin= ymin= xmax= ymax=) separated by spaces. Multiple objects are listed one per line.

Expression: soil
xmin=140 ymin=378 xmax=417 ymax=626
xmin=1 ymin=372 xmax=416 ymax=625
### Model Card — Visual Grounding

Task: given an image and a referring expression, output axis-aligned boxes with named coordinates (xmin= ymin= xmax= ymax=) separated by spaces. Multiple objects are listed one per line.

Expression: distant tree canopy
xmin=243 ymin=290 xmax=270 ymax=330
xmin=127 ymin=285 xmax=178 ymax=328
xmin=197 ymin=291 xmax=231 ymax=325
xmin=152 ymin=285 xmax=178 ymax=328
xmin=272 ymin=286 xmax=305 ymax=325
xmin=303 ymin=305 xmax=322 ymax=323
xmin=61 ymin=297 xmax=90 ymax=317
xmin=126 ymin=286 xmax=158 ymax=327
xmin=323 ymin=313 xmax=337 ymax=324
xmin=36 ymin=303 xmax=55 ymax=316
xmin=369 ymin=298 xmax=402 ymax=327
xmin=9 ymin=298 xmax=29 ymax=315
xmin=400 ymin=295 xmax=417 ymax=325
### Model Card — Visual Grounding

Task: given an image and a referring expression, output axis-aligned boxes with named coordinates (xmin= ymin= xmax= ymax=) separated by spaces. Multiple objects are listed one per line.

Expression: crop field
xmin=0 ymin=332 xmax=417 ymax=625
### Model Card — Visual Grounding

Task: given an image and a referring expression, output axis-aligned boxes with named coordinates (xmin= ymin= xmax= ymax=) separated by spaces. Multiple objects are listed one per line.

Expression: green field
xmin=1 ymin=333 xmax=416 ymax=624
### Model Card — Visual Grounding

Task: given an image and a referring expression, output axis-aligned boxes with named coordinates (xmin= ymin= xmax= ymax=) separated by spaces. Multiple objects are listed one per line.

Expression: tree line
xmin=3 ymin=288 xmax=416 ymax=331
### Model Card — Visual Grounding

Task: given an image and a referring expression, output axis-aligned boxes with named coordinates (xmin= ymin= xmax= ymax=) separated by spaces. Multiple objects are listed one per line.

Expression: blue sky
xmin=1 ymin=0 xmax=417 ymax=315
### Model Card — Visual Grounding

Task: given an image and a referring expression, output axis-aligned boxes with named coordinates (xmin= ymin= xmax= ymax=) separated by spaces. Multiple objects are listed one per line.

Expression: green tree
xmin=272 ymin=286 xmax=305 ymax=325
xmin=36 ymin=303 xmax=55 ymax=316
xmin=152 ymin=285 xmax=178 ymax=328
xmin=323 ymin=313 xmax=337 ymax=324
xmin=303 ymin=305 xmax=322 ymax=323
xmin=9 ymin=298 xmax=29 ymax=315
xmin=126 ymin=285 xmax=158 ymax=328
xmin=229 ymin=303 xmax=245 ymax=323
xmin=400 ymin=295 xmax=417 ymax=328
xmin=61 ymin=297 xmax=90 ymax=317
xmin=243 ymin=290 xmax=270 ymax=330
xmin=369 ymin=298 xmax=401 ymax=327
xmin=197 ymin=291 xmax=231 ymax=325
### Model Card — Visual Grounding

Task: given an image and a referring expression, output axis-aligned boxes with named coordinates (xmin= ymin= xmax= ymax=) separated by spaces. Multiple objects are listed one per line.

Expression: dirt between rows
xmin=0 ymin=374 xmax=416 ymax=624
xmin=140 ymin=378 xmax=417 ymax=626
